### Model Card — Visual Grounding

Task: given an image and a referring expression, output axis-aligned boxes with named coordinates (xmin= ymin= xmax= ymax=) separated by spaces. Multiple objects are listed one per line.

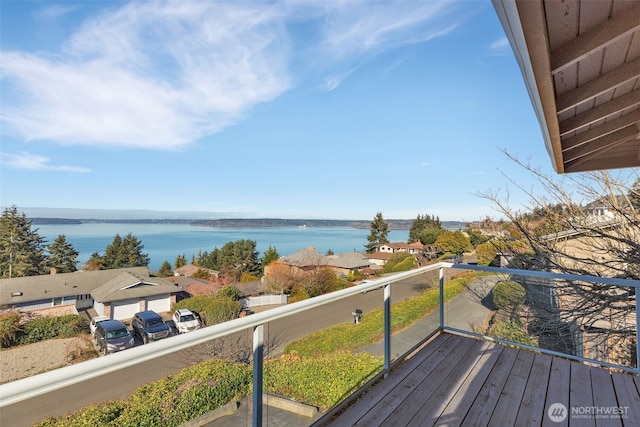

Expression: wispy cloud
xmin=322 ymin=68 xmax=356 ymax=91
xmin=34 ymin=5 xmax=80 ymax=20
xmin=1 ymin=0 xmax=462 ymax=150
xmin=0 ymin=151 xmax=90 ymax=172
xmin=420 ymin=162 xmax=435 ymax=167
xmin=488 ymin=37 xmax=510 ymax=56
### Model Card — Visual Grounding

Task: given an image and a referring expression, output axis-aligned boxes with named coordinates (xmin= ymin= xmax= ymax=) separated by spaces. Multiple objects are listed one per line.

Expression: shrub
xmin=17 ymin=315 xmax=87 ymax=346
xmin=36 ymin=360 xmax=252 ymax=427
xmin=0 ymin=312 xmax=21 ymax=348
xmin=265 ymin=351 xmax=383 ymax=411
xmin=488 ymin=320 xmax=537 ymax=347
xmin=492 ymin=280 xmax=526 ymax=312
xmin=174 ymin=295 xmax=241 ymax=326
xmin=383 ymin=252 xmax=417 ymax=273
xmin=217 ymin=285 xmax=242 ymax=301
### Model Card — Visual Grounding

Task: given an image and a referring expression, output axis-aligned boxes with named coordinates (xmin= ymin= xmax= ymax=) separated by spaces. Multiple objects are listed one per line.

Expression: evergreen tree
xmin=408 ymin=213 xmax=444 ymax=244
xmin=261 ymin=245 xmax=279 ymax=273
xmin=46 ymin=234 xmax=79 ymax=273
xmin=0 ymin=206 xmax=47 ymax=278
xmin=364 ymin=212 xmax=390 ymax=253
xmin=435 ymin=230 xmax=471 ymax=255
xmin=218 ymin=239 xmax=261 ymax=276
xmin=83 ymin=252 xmax=103 ymax=271
xmin=157 ymin=261 xmax=173 ymax=277
xmin=102 ymin=233 xmax=149 ymax=269
xmin=174 ymin=254 xmax=187 ymax=269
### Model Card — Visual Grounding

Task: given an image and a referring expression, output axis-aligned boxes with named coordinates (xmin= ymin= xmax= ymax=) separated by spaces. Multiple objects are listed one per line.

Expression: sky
xmin=0 ymin=0 xmax=559 ymax=222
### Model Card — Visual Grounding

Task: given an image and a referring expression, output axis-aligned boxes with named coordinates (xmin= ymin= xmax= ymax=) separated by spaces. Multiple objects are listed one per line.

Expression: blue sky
xmin=0 ymin=0 xmax=557 ymax=222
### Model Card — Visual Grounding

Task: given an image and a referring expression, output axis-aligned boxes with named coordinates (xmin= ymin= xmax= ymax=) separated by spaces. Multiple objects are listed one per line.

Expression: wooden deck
xmin=319 ymin=332 xmax=640 ymax=426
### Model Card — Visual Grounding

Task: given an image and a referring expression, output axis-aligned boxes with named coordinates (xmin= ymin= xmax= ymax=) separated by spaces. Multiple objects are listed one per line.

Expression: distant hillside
xmin=28 ymin=217 xmax=469 ymax=230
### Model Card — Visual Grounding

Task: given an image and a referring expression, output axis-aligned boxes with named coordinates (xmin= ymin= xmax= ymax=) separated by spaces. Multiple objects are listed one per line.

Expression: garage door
xmin=112 ymin=299 xmax=140 ymax=320
xmin=146 ymin=295 xmax=170 ymax=313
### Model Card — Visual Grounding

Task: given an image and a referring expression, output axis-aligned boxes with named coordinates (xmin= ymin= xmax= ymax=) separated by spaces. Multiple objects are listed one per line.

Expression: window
xmin=53 ymin=297 xmax=63 ymax=306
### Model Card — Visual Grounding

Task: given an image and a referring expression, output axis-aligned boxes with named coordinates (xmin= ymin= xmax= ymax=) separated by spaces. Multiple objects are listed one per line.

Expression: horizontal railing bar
xmin=443 ymin=326 xmax=638 ymax=375
xmin=0 ymin=264 xmax=445 ymax=408
xmin=450 ymin=263 xmax=640 ymax=288
xmin=1 ymin=261 xmax=637 ymax=410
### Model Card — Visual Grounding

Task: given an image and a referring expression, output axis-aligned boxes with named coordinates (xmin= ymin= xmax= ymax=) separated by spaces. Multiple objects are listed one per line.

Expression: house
xmin=268 ymin=247 xmax=377 ymax=277
xmin=376 ymin=241 xmax=425 ymax=255
xmin=0 ymin=267 xmax=182 ymax=321
xmin=174 ymin=264 xmax=219 ymax=278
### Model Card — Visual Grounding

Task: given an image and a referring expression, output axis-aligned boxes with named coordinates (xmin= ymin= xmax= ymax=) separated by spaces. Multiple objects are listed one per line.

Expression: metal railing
xmin=1 ymin=262 xmax=638 ymax=426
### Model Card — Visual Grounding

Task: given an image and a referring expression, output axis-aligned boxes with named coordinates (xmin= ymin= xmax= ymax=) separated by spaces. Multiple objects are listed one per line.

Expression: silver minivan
xmin=94 ymin=320 xmax=134 ymax=355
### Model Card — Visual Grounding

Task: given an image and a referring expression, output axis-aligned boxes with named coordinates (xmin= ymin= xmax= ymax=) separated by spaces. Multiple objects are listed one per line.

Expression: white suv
xmin=173 ymin=309 xmax=200 ymax=334
xmin=89 ymin=315 xmax=109 ymax=336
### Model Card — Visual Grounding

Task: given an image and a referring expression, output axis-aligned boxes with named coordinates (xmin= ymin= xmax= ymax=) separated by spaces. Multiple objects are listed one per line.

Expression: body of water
xmin=36 ymin=223 xmax=409 ymax=271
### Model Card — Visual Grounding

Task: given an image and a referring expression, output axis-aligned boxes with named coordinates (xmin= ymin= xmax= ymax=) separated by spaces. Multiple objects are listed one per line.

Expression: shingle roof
xmin=0 ymin=267 xmax=176 ymax=306
xmin=325 ymin=252 xmax=371 ymax=269
xmin=280 ymin=247 xmax=328 ymax=267
xmin=91 ymin=272 xmax=179 ymax=303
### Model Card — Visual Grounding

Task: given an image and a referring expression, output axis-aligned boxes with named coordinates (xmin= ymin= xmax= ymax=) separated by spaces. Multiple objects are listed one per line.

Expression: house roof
xmin=325 ymin=252 xmax=372 ymax=269
xmin=174 ymin=264 xmax=218 ymax=277
xmin=91 ymin=272 xmax=179 ymax=303
xmin=0 ymin=267 xmax=178 ymax=306
xmin=279 ymin=247 xmax=328 ymax=267
xmin=493 ymin=0 xmax=640 ymax=173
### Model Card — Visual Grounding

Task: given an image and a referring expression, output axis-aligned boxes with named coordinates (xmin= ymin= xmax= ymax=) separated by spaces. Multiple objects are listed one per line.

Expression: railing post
xmin=439 ymin=267 xmax=444 ymax=330
xmin=384 ymin=284 xmax=391 ymax=371
xmin=253 ymin=324 xmax=264 ymax=427
xmin=636 ymin=301 xmax=640 ymax=375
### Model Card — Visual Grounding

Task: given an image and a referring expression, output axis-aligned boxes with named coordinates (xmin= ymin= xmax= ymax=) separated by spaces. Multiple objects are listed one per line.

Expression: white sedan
xmin=172 ymin=309 xmax=201 ymax=334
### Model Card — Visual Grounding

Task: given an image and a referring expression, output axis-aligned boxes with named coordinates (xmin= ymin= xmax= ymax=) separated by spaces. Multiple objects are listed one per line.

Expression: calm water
xmin=36 ymin=223 xmax=408 ymax=271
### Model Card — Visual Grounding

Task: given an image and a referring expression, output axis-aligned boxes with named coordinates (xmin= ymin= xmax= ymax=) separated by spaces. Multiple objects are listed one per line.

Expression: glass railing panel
xmin=442 ymin=266 xmax=512 ymax=336
xmin=387 ymin=269 xmax=441 ymax=363
xmin=444 ymin=265 xmax=638 ymax=372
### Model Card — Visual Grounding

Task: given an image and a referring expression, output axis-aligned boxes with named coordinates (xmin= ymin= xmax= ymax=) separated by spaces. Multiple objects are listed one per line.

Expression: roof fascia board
xmin=492 ymin=0 xmax=563 ymax=173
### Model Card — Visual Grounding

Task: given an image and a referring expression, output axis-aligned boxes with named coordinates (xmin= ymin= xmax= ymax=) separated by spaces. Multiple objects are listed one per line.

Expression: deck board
xmin=320 ymin=332 xmax=640 ymax=427
xmin=514 ymin=353 xmax=552 ymax=426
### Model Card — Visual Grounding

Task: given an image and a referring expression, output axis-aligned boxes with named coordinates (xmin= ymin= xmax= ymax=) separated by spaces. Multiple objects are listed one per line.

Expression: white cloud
xmin=420 ymin=162 xmax=435 ymax=167
xmin=488 ymin=37 xmax=510 ymax=56
xmin=1 ymin=0 xmax=463 ymax=150
xmin=0 ymin=151 xmax=90 ymax=172
xmin=34 ymin=5 xmax=80 ymax=20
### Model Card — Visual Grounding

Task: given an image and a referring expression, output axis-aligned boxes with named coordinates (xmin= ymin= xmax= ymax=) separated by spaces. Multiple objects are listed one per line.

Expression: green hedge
xmin=0 ymin=314 xmax=87 ymax=348
xmin=492 ymin=280 xmax=526 ymax=312
xmin=174 ymin=296 xmax=241 ymax=326
xmin=265 ymin=351 xmax=383 ymax=411
xmin=284 ymin=273 xmax=473 ymax=357
xmin=36 ymin=360 xmax=252 ymax=427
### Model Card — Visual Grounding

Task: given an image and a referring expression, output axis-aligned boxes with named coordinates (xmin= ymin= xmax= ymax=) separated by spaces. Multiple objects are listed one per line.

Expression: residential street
xmin=0 ymin=275 xmax=497 ymax=427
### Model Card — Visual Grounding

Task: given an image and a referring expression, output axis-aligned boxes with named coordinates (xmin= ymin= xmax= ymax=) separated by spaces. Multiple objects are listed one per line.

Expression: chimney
xmin=50 ymin=268 xmax=57 ymax=275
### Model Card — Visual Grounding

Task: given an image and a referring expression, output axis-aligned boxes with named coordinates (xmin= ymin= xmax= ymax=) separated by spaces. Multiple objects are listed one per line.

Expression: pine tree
xmin=174 ymin=254 xmax=187 ymax=269
xmin=157 ymin=261 xmax=173 ymax=277
xmin=365 ymin=212 xmax=390 ymax=253
xmin=46 ymin=234 xmax=79 ymax=273
xmin=0 ymin=206 xmax=47 ymax=278
xmin=102 ymin=233 xmax=149 ymax=269
xmin=261 ymin=245 xmax=280 ymax=273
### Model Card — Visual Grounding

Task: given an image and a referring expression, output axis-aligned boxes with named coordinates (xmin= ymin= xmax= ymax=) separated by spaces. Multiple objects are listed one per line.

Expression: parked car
xmin=131 ymin=311 xmax=171 ymax=344
xmin=89 ymin=315 xmax=109 ymax=336
xmin=172 ymin=309 xmax=200 ymax=334
xmin=94 ymin=320 xmax=134 ymax=355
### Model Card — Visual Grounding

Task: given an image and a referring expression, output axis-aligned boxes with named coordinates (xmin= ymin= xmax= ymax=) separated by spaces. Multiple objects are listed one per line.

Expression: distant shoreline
xmin=28 ymin=217 xmax=469 ymax=230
